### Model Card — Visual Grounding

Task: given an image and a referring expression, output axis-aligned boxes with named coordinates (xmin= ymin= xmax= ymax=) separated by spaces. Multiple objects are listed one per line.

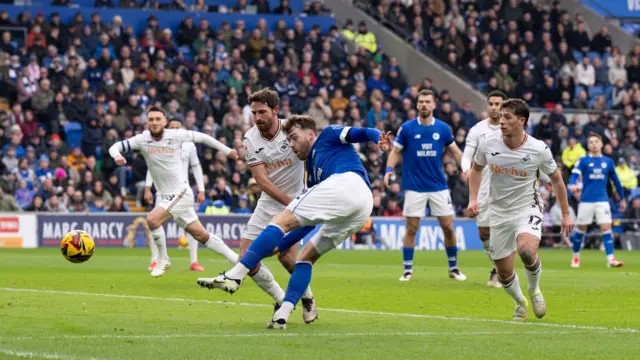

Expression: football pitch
xmin=1 ymin=248 xmax=639 ymax=359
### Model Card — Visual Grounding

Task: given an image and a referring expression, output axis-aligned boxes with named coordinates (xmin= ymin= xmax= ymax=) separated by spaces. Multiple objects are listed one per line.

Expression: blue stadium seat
xmin=573 ymin=51 xmax=584 ymax=62
xmin=587 ymin=51 xmax=601 ymax=62
xmin=589 ymin=85 xmax=605 ymax=99
xmin=476 ymin=81 xmax=488 ymax=91
xmin=64 ymin=122 xmax=83 ymax=149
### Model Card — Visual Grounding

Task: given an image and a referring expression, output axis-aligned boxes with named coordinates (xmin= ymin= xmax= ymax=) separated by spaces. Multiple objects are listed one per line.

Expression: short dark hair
xmin=248 ymin=88 xmax=280 ymax=109
xmin=282 ymin=115 xmax=317 ymax=134
xmin=487 ymin=90 xmax=507 ymax=101
xmin=417 ymin=89 xmax=436 ymax=101
xmin=588 ymin=133 xmax=603 ymax=141
xmin=146 ymin=105 xmax=166 ymax=116
xmin=501 ymin=98 xmax=530 ymax=125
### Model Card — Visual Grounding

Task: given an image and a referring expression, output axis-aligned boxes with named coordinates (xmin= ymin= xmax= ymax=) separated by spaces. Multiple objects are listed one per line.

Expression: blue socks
xmin=402 ymin=247 xmax=414 ymax=272
xmin=278 ymin=226 xmax=315 ymax=253
xmin=283 ymin=261 xmax=313 ymax=305
xmin=239 ymin=225 xmax=284 ymax=270
xmin=603 ymin=231 xmax=614 ymax=257
xmin=446 ymin=246 xmax=458 ymax=269
xmin=571 ymin=229 xmax=585 ymax=255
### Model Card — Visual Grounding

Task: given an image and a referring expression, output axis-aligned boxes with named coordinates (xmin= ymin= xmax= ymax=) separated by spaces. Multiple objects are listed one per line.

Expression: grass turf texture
xmin=0 ymin=248 xmax=639 ymax=359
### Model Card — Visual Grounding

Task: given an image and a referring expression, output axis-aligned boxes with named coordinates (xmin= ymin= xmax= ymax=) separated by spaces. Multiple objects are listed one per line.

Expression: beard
xmin=419 ymin=109 xmax=431 ymax=118
xmin=149 ymin=128 xmax=164 ymax=138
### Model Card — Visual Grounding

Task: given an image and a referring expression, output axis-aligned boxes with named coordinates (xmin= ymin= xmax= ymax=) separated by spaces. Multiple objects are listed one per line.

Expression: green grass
xmin=0 ymin=248 xmax=639 ymax=359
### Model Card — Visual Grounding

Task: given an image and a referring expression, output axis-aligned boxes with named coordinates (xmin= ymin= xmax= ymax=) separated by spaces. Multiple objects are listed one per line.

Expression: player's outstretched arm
xmin=108 ymin=136 xmax=142 ymax=165
xmin=189 ymin=131 xmax=238 ymax=161
xmin=384 ymin=147 xmax=401 ymax=188
xmin=189 ymin=145 xmax=206 ymax=203
xmin=467 ymin=161 xmax=484 ymax=218
xmin=340 ymin=126 xmax=382 ymax=144
xmin=144 ymin=171 xmax=154 ymax=204
xmin=447 ymin=143 xmax=464 ymax=169
xmin=549 ymin=170 xmax=575 ymax=237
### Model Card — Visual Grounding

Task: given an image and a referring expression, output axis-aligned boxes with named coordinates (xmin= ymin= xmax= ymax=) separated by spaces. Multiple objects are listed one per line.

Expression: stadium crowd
xmin=0 ymin=0 xmax=636 ymax=246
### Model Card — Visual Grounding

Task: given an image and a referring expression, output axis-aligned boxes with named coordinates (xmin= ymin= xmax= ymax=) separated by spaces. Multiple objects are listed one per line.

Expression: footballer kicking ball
xmin=60 ymin=230 xmax=95 ymax=263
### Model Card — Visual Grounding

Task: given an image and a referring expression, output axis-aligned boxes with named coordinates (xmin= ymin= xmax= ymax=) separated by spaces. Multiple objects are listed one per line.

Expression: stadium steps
xmin=125 ymin=199 xmax=146 ymax=212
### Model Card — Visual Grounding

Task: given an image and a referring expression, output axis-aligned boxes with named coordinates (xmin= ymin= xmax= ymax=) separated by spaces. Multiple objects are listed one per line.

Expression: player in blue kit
xmin=568 ymin=134 xmax=626 ymax=268
xmin=199 ymin=115 xmax=392 ymax=329
xmin=384 ymin=90 xmax=466 ymax=281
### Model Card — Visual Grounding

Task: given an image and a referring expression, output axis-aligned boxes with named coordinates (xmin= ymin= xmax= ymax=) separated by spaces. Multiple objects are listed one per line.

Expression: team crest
xmin=589 ymin=163 xmax=594 ymax=167
xmin=521 ymin=154 xmax=531 ymax=163
xmin=601 ymin=162 xmax=607 ymax=168
xmin=281 ymin=139 xmax=289 ymax=150
xmin=432 ymin=133 xmax=440 ymax=140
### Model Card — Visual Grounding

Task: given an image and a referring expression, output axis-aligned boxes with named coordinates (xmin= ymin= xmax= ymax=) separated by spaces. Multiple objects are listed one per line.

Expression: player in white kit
xmin=461 ymin=91 xmax=506 ymax=288
xmin=198 ymin=89 xmax=317 ymax=324
xmin=109 ymin=106 xmax=240 ymax=277
xmin=145 ymin=118 xmax=208 ymax=272
xmin=468 ymin=99 xmax=574 ymax=321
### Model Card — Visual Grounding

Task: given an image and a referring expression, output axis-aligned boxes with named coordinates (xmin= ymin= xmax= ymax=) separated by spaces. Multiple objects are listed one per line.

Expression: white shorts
xmin=156 ymin=188 xmax=197 ymax=228
xmin=287 ymin=172 xmax=374 ymax=255
xmin=576 ymin=202 xmax=611 ymax=225
xmin=476 ymin=200 xmax=490 ymax=228
xmin=489 ymin=210 xmax=543 ymax=260
xmin=242 ymin=198 xmax=286 ymax=241
xmin=403 ymin=189 xmax=454 ymax=218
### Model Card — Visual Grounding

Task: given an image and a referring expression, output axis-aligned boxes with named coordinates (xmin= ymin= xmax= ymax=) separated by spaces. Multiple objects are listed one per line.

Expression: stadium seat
xmin=587 ymin=51 xmax=601 ymax=62
xmin=63 ymin=122 xmax=84 ymax=149
xmin=573 ymin=51 xmax=584 ymax=62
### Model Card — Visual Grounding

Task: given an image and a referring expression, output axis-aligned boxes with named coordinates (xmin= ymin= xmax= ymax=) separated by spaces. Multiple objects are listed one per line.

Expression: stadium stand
xmin=0 ymin=0 xmax=478 ymax=219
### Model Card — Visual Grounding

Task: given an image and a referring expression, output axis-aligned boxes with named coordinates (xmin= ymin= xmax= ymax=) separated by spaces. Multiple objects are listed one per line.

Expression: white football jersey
xmin=128 ymin=129 xmax=195 ymax=195
xmin=474 ymin=132 xmax=558 ymax=226
xmin=466 ymin=119 xmax=501 ymax=203
xmin=243 ymin=119 xmax=304 ymax=200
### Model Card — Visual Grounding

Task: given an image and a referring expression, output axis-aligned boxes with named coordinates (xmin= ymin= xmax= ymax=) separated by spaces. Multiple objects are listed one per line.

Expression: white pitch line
xmin=1 ymin=287 xmax=638 ymax=334
xmin=3 ymin=331 xmax=586 ymax=342
xmin=0 ymin=348 xmax=107 ymax=360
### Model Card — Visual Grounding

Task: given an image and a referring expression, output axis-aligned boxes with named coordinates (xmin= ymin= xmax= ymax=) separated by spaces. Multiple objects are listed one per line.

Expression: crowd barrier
xmin=5 ymin=213 xmax=639 ymax=250
xmin=0 ymin=5 xmax=335 ymax=33
xmin=0 ymin=213 xmax=483 ymax=250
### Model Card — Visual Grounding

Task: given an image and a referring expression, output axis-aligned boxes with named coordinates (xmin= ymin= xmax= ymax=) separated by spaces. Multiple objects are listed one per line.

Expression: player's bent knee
xmin=272 ymin=210 xmax=300 ymax=233
xmin=298 ymin=242 xmax=321 ymax=264
xmin=517 ymin=246 xmax=537 ymax=264
xmin=478 ymin=227 xmax=490 ymax=241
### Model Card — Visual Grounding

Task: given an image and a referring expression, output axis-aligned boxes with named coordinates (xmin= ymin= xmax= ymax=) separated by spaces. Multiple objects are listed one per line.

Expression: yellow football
xmin=60 ymin=230 xmax=95 ymax=263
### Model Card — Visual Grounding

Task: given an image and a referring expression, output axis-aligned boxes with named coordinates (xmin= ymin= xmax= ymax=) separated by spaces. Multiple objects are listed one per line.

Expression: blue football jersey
xmin=572 ymin=155 xmax=619 ymax=203
xmin=394 ymin=118 xmax=454 ymax=192
xmin=306 ymin=125 xmax=371 ymax=189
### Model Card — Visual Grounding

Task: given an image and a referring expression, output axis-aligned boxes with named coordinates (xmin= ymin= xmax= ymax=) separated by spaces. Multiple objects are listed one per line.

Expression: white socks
xmin=204 ymin=233 xmax=238 ymax=265
xmin=524 ymin=258 xmax=542 ymax=295
xmin=150 ymin=235 xmax=159 ymax=262
xmin=250 ymin=264 xmax=285 ymax=304
xmin=226 ymin=262 xmax=251 ymax=280
xmin=502 ymin=273 xmax=527 ymax=306
xmin=150 ymin=227 xmax=168 ymax=261
xmin=273 ymin=301 xmax=294 ymax=321
xmin=188 ymin=234 xmax=199 ymax=264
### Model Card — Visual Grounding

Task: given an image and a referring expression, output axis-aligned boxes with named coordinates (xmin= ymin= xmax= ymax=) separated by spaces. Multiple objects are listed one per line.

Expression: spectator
xmin=609 ymin=57 xmax=628 ymax=86
xmin=354 ymin=21 xmax=377 ymax=54
xmin=0 ymin=185 xmax=21 ymax=211
xmin=44 ymin=194 xmax=67 ymax=213
xmin=616 ymin=158 xmax=638 ymax=194
xmin=562 ymin=137 xmax=586 ymax=171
